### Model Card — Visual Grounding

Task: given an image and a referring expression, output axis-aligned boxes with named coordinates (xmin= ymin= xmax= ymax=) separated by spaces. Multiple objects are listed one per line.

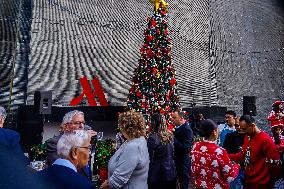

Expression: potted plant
xmin=95 ymin=139 xmax=116 ymax=182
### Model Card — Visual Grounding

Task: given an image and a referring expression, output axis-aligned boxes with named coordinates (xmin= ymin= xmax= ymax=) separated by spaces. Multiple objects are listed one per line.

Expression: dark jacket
xmin=0 ymin=128 xmax=28 ymax=165
xmin=147 ymin=133 xmax=176 ymax=183
xmin=0 ymin=144 xmax=49 ymax=189
xmin=46 ymin=134 xmax=92 ymax=179
xmin=36 ymin=164 xmax=95 ymax=189
xmin=174 ymin=122 xmax=193 ymax=156
xmin=46 ymin=134 xmax=61 ymax=166
xmin=223 ymin=131 xmax=245 ymax=154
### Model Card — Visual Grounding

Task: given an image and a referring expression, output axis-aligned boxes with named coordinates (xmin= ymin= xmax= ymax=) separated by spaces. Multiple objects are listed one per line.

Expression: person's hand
xmin=87 ymin=130 xmax=97 ymax=138
xmin=99 ymin=179 xmax=110 ymax=189
xmin=278 ymin=112 xmax=284 ymax=118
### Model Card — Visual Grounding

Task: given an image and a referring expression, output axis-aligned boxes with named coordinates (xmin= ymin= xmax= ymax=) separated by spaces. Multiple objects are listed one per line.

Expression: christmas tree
xmin=127 ymin=0 xmax=180 ymax=128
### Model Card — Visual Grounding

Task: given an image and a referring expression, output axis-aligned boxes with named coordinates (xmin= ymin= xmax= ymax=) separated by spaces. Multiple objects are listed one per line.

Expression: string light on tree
xmin=127 ymin=0 xmax=180 ymax=128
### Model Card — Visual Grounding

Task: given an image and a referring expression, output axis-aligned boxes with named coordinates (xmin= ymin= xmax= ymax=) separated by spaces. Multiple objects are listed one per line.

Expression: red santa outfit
xmin=229 ymin=131 xmax=281 ymax=188
xmin=191 ymin=140 xmax=240 ymax=189
xmin=267 ymin=100 xmax=284 ymax=128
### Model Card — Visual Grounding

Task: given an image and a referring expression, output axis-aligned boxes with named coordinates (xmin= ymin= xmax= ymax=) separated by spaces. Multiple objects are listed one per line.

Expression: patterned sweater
xmin=191 ymin=140 xmax=240 ymax=189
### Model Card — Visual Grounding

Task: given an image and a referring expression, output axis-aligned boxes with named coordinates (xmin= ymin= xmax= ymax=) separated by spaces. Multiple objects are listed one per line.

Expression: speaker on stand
xmin=18 ymin=91 xmax=52 ymax=153
xmin=243 ymin=96 xmax=257 ymax=116
xmin=34 ymin=91 xmax=52 ymax=115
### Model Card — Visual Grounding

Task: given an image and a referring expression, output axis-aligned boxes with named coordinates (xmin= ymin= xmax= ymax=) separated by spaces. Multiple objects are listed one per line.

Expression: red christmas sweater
xmin=191 ymin=140 xmax=240 ymax=189
xmin=229 ymin=131 xmax=281 ymax=185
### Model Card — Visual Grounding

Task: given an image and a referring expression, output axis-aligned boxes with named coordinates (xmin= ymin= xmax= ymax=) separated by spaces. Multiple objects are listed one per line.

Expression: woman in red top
xmin=191 ymin=119 xmax=240 ymax=189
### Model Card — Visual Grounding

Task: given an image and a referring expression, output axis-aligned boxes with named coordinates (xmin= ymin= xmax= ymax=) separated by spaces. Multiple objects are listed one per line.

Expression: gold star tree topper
xmin=149 ymin=0 xmax=169 ymax=12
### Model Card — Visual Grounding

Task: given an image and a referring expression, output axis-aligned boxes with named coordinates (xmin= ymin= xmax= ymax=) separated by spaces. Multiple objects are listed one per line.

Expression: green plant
xmin=95 ymin=139 xmax=116 ymax=168
xmin=30 ymin=143 xmax=47 ymax=161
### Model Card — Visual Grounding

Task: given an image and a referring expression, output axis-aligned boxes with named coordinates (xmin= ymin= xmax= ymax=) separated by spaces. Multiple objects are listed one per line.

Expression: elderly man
xmin=46 ymin=110 xmax=96 ymax=179
xmin=38 ymin=130 xmax=96 ymax=189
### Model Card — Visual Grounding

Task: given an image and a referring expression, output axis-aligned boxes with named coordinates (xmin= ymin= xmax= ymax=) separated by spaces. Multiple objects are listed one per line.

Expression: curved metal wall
xmin=1 ymin=0 xmax=284 ymax=129
xmin=26 ymin=0 xmax=213 ymax=107
xmin=210 ymin=0 xmax=284 ymax=127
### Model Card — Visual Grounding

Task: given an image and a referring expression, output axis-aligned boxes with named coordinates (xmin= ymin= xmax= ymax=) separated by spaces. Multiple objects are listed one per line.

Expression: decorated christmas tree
xmin=127 ymin=0 xmax=180 ymax=128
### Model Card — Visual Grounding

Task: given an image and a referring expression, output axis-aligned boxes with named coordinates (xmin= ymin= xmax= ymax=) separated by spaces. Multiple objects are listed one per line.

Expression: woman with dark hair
xmin=147 ymin=113 xmax=176 ymax=189
xmin=191 ymin=119 xmax=240 ymax=189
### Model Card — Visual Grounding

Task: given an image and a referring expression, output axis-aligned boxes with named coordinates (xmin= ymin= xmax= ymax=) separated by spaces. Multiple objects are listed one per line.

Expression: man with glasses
xmin=229 ymin=115 xmax=281 ymax=189
xmin=46 ymin=110 xmax=96 ymax=180
xmin=38 ymin=130 xmax=96 ymax=189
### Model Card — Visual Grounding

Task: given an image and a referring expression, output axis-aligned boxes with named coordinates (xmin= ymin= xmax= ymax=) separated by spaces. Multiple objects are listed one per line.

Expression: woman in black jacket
xmin=147 ymin=113 xmax=176 ymax=189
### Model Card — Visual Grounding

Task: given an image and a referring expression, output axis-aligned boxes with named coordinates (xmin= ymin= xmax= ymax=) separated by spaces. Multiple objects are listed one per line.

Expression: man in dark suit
xmin=0 ymin=143 xmax=51 ymax=189
xmin=171 ymin=110 xmax=193 ymax=189
xmin=46 ymin=110 xmax=96 ymax=180
xmin=0 ymin=106 xmax=28 ymax=165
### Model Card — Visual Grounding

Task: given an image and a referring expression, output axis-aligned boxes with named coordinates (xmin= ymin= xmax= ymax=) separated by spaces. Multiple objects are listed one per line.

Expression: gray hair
xmin=0 ymin=106 xmax=7 ymax=119
xmin=62 ymin=110 xmax=84 ymax=124
xmin=57 ymin=130 xmax=90 ymax=159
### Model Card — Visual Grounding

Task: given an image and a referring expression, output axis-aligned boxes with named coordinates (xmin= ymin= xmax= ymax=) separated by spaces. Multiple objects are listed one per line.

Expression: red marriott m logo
xmin=69 ymin=77 xmax=108 ymax=106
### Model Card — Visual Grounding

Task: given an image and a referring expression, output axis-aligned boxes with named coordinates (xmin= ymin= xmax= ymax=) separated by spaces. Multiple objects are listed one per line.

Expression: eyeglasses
xmin=69 ymin=121 xmax=86 ymax=125
xmin=76 ymin=145 xmax=92 ymax=151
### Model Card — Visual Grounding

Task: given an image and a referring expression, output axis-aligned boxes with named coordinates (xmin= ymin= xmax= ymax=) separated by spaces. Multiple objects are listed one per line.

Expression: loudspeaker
xmin=34 ymin=91 xmax=52 ymax=114
xmin=243 ymin=96 xmax=257 ymax=116
xmin=17 ymin=105 xmax=44 ymax=153
xmin=210 ymin=106 xmax=227 ymax=124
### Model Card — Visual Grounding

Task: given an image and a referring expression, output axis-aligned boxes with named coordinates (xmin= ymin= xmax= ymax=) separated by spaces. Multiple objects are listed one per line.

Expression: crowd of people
xmin=0 ymin=102 xmax=284 ymax=189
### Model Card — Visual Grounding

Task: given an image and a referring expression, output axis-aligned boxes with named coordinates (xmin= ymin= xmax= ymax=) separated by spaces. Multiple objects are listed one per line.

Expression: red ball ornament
xmin=161 ymin=11 xmax=167 ymax=16
xmin=136 ymin=91 xmax=141 ymax=97
xmin=170 ymin=78 xmax=176 ymax=86
xmin=152 ymin=67 xmax=157 ymax=74
xmin=164 ymin=29 xmax=168 ymax=36
xmin=146 ymin=35 xmax=154 ymax=42
xmin=146 ymin=49 xmax=155 ymax=58
xmin=160 ymin=108 xmax=165 ymax=114
xmin=140 ymin=47 xmax=145 ymax=54
xmin=151 ymin=20 xmax=157 ymax=27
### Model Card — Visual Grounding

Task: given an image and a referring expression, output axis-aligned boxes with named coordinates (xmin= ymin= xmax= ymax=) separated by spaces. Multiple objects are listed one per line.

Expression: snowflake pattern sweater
xmin=191 ymin=140 xmax=240 ymax=189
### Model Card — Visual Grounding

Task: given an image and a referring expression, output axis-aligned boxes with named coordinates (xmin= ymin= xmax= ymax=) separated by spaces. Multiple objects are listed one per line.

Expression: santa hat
xmin=272 ymin=100 xmax=284 ymax=107
xmin=270 ymin=119 xmax=284 ymax=129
